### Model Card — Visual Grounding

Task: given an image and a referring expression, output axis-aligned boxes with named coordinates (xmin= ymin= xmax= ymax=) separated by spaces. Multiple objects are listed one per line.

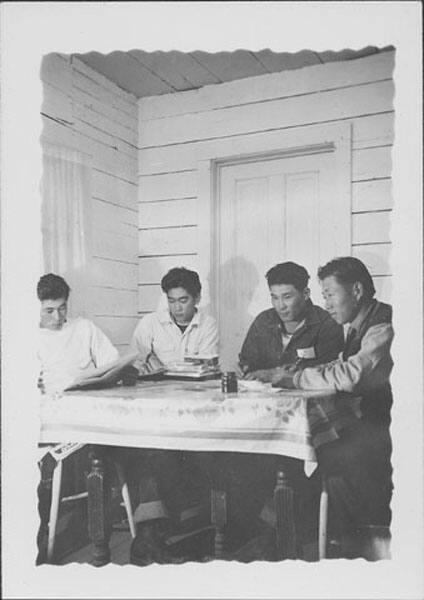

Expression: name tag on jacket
xmin=297 ymin=347 xmax=316 ymax=359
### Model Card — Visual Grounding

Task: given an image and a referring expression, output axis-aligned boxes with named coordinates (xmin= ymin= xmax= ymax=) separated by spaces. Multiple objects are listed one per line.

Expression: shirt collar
xmin=281 ymin=318 xmax=306 ymax=336
xmin=40 ymin=319 xmax=71 ymax=332
xmin=158 ymin=307 xmax=201 ymax=328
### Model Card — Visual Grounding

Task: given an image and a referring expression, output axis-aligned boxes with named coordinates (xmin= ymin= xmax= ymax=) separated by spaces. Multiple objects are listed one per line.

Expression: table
xmin=39 ymin=379 xmax=361 ymax=565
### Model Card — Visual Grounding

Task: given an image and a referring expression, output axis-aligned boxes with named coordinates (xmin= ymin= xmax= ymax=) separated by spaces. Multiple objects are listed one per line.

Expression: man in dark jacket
xmin=239 ymin=261 xmax=344 ymax=377
xmin=207 ymin=262 xmax=344 ymax=557
xmin=271 ymin=257 xmax=393 ymax=559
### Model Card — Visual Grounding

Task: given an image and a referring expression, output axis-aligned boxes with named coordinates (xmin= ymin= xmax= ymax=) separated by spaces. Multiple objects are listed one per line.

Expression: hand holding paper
xmin=65 ymin=352 xmax=140 ymax=390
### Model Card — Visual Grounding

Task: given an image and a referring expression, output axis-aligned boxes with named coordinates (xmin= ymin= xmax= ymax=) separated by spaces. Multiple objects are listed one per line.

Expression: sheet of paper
xmin=64 ymin=352 xmax=139 ymax=390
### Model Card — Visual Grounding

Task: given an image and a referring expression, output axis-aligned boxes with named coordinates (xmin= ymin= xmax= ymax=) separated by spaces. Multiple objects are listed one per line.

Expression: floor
xmin=56 ymin=520 xmax=319 ymax=566
xmin=58 ymin=528 xmax=132 ymax=566
xmin=41 ymin=464 xmax=320 ymax=566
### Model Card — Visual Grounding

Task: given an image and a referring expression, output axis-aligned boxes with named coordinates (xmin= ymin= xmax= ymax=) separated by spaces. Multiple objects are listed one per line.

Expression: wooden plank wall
xmin=41 ymin=53 xmax=138 ymax=353
xmin=137 ymin=50 xmax=395 ymax=311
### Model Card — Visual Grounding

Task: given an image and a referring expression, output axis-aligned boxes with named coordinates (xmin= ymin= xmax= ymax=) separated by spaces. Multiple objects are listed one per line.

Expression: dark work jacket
xmin=344 ymin=300 xmax=393 ymax=425
xmin=239 ymin=300 xmax=344 ymax=371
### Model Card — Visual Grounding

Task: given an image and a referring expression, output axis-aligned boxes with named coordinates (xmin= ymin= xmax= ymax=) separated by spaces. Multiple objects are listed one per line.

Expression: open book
xmin=65 ymin=352 xmax=139 ymax=391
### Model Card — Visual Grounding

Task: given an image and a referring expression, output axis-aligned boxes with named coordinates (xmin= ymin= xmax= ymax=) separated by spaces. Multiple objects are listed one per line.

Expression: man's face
xmin=40 ymin=297 xmax=68 ymax=330
xmin=167 ymin=287 xmax=198 ymax=325
xmin=270 ymin=283 xmax=308 ymax=323
xmin=321 ymin=276 xmax=360 ymax=325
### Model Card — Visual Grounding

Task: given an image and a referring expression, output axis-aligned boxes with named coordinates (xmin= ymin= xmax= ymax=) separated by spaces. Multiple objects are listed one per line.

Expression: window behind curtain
xmin=41 ymin=144 xmax=92 ymax=318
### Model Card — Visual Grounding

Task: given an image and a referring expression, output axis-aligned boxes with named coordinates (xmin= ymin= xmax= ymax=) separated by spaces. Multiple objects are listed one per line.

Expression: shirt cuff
xmin=293 ymin=369 xmax=303 ymax=389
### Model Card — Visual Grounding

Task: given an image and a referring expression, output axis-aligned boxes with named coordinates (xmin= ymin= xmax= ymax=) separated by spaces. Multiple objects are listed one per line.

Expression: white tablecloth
xmin=40 ymin=379 xmax=361 ymax=475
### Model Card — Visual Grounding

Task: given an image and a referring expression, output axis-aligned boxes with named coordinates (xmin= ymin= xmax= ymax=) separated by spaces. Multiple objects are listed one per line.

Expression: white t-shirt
xmin=38 ymin=318 xmax=119 ymax=393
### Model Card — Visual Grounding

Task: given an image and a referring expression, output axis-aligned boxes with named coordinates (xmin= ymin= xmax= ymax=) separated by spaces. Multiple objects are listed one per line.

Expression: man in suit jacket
xmin=270 ymin=257 xmax=393 ymax=558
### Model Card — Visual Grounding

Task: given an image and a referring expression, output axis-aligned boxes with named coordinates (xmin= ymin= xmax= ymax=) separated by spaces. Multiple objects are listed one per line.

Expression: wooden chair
xmin=317 ymin=481 xmax=391 ymax=561
xmin=38 ymin=443 xmax=136 ymax=563
xmin=318 ymin=479 xmax=329 ymax=560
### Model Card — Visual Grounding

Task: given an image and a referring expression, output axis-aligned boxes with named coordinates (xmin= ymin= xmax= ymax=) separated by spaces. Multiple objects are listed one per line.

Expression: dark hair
xmin=265 ymin=262 xmax=310 ymax=291
xmin=318 ymin=257 xmax=376 ymax=298
xmin=37 ymin=273 xmax=71 ymax=301
xmin=161 ymin=267 xmax=201 ymax=298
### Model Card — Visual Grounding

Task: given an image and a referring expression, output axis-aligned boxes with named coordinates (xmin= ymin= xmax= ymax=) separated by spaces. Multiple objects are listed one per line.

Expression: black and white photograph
xmin=1 ymin=2 xmax=423 ymax=599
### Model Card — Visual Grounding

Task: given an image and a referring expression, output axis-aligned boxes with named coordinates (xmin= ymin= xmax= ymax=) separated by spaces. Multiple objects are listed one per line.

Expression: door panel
xmin=216 ymin=152 xmax=338 ymax=370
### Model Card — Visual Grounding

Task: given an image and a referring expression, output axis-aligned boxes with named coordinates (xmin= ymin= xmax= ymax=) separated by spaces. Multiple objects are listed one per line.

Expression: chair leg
xmin=211 ymin=488 xmax=227 ymax=559
xmin=274 ymin=469 xmax=297 ymax=560
xmin=121 ymin=481 xmax=136 ymax=538
xmin=318 ymin=480 xmax=328 ymax=560
xmin=114 ymin=461 xmax=136 ymax=538
xmin=47 ymin=460 xmax=62 ymax=563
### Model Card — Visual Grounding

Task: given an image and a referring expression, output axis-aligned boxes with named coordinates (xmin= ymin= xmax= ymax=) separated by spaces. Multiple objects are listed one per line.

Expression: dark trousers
xmin=113 ymin=447 xmax=210 ymax=527
xmin=316 ymin=420 xmax=393 ymax=539
xmin=194 ymin=451 xmax=321 ymax=547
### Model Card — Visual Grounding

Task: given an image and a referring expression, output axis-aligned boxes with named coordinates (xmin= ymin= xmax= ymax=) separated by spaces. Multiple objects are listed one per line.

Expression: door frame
xmin=196 ymin=122 xmax=352 ymax=314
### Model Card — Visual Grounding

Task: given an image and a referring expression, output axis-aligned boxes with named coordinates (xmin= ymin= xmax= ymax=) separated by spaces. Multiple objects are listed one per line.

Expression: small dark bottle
xmin=221 ymin=371 xmax=238 ymax=393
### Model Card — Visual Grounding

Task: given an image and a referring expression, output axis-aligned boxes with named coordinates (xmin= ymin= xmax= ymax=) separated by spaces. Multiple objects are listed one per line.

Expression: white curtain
xmin=41 ymin=144 xmax=92 ymax=318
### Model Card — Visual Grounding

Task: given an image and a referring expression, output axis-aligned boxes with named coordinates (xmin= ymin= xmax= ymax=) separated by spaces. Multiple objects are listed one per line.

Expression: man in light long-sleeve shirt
xmin=131 ymin=295 xmax=218 ymax=370
xmin=269 ymin=257 xmax=394 ymax=558
xmin=126 ymin=267 xmax=219 ymax=566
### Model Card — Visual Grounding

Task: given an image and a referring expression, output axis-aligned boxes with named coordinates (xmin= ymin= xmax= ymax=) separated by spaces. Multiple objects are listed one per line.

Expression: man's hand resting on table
xmin=270 ymin=364 xmax=299 ymax=388
xmin=235 ymin=362 xmax=249 ymax=379
xmin=120 ymin=364 xmax=139 ymax=386
xmin=130 ymin=351 xmax=166 ymax=381
xmin=241 ymin=364 xmax=300 ymax=388
xmin=243 ymin=368 xmax=276 ymax=383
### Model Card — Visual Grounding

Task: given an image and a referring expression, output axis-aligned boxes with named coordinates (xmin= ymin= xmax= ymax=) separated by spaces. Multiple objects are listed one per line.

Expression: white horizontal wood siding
xmin=138 ymin=50 xmax=394 ymax=309
xmin=41 ymin=53 xmax=138 ymax=352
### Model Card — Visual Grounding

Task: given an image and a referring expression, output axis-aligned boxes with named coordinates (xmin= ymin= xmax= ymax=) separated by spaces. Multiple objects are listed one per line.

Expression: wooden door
xmin=215 ymin=151 xmax=345 ymax=370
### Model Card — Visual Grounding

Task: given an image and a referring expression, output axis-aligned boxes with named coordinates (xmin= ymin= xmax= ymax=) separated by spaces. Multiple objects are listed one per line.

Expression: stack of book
xmin=163 ymin=357 xmax=220 ymax=380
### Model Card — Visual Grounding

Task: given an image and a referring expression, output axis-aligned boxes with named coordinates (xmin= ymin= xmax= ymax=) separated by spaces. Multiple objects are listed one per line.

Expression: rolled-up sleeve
xmin=294 ymin=323 xmax=394 ymax=393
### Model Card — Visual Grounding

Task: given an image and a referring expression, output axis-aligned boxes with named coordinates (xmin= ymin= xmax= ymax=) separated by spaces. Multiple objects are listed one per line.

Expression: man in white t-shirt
xmin=37 ymin=274 xmax=119 ymax=394
xmin=36 ymin=273 xmax=120 ymax=563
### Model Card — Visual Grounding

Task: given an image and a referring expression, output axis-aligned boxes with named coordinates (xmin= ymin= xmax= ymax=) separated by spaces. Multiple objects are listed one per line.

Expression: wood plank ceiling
xmin=75 ymin=46 xmax=394 ymax=99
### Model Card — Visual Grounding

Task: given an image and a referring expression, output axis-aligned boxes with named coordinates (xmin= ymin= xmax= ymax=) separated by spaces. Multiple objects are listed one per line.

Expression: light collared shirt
xmin=293 ymin=301 xmax=394 ymax=394
xmin=130 ymin=308 xmax=219 ymax=369
xmin=38 ymin=318 xmax=119 ymax=394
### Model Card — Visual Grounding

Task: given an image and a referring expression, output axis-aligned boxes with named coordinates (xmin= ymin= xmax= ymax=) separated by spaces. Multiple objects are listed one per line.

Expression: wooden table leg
xmin=37 ymin=452 xmax=57 ymax=565
xmin=87 ymin=446 xmax=112 ymax=567
xmin=274 ymin=469 xmax=297 ymax=560
xmin=211 ymin=489 xmax=227 ymax=559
